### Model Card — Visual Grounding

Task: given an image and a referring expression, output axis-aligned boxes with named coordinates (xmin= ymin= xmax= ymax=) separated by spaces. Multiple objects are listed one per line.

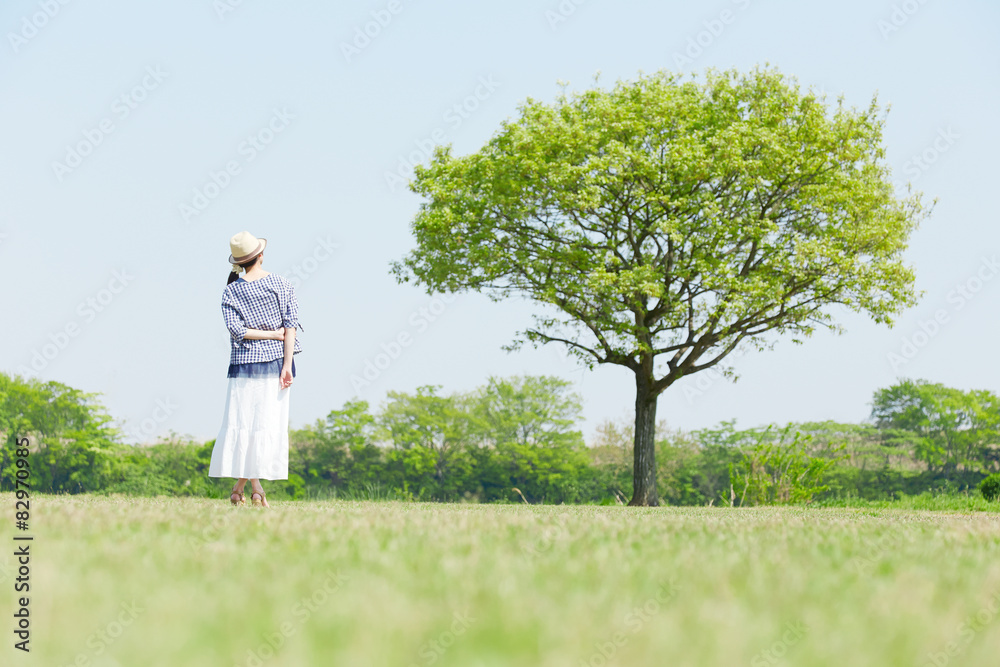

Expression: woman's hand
xmin=279 ymin=365 xmax=293 ymax=390
xmin=271 ymin=327 xmax=286 ymax=341
xmin=279 ymin=329 xmax=296 ymax=390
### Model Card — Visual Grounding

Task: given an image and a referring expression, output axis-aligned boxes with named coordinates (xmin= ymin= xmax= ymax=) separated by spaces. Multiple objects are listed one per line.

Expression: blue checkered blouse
xmin=222 ymin=273 xmax=303 ymax=367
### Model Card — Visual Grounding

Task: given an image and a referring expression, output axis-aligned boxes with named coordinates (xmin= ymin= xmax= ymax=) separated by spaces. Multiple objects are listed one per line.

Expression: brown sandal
xmin=230 ymin=484 xmax=246 ymax=506
xmin=250 ymin=488 xmax=268 ymax=508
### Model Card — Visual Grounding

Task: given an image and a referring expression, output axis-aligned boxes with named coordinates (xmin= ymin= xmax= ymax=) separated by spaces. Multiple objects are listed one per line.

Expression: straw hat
xmin=228 ymin=231 xmax=267 ymax=273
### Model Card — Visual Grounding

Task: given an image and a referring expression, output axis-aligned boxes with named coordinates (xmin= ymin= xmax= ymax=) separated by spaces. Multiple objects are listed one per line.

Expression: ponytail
xmin=226 ymin=255 xmax=261 ymax=285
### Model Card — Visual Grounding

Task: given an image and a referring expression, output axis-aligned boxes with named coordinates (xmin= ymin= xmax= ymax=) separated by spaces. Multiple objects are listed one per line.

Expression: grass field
xmin=3 ymin=495 xmax=1000 ymax=666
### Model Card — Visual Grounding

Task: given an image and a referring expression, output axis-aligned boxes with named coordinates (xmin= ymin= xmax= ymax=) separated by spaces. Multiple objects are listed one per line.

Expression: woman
xmin=208 ymin=231 xmax=302 ymax=508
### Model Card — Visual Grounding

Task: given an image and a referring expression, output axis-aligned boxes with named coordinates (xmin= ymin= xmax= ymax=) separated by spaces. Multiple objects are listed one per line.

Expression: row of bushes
xmin=3 ymin=372 xmax=1000 ymax=504
xmin=41 ymin=423 xmax=999 ymax=505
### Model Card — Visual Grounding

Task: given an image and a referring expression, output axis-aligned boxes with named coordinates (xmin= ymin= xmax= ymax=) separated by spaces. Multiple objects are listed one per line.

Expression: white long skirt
xmin=208 ymin=376 xmax=290 ymax=480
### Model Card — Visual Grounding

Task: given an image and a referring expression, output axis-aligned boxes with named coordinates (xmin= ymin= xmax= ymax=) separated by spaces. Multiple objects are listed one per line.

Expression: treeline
xmin=1 ymin=372 xmax=998 ymax=504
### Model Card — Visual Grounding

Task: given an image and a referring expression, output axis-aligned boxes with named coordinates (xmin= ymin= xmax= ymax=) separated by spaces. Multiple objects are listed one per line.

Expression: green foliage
xmin=813 ymin=490 xmax=1000 ymax=513
xmin=979 ymin=474 xmax=1000 ymax=501
xmin=471 ymin=375 xmax=597 ymax=503
xmin=872 ymin=378 xmax=1000 ymax=473
xmin=6 ymin=370 xmax=999 ymax=506
xmin=729 ymin=426 xmax=844 ymax=506
xmin=380 ymin=385 xmax=477 ymax=501
xmin=392 ymin=67 xmax=928 ymax=367
xmin=0 ymin=373 xmax=129 ymax=493
xmin=659 ymin=424 xmax=745 ymax=506
xmin=287 ymin=375 xmax=605 ymax=504
xmin=290 ymin=399 xmax=382 ymax=493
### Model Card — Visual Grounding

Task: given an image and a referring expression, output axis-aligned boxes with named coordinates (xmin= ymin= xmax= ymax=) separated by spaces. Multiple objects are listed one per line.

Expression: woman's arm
xmin=243 ymin=327 xmax=285 ymax=341
xmin=279 ymin=328 xmax=296 ymax=389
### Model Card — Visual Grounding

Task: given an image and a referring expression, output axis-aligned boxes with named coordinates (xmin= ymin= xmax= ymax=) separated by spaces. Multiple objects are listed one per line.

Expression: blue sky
xmin=1 ymin=0 xmax=997 ymax=444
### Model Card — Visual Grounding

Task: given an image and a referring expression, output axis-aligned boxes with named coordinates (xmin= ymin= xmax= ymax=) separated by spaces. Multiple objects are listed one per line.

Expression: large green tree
xmin=391 ymin=66 xmax=929 ymax=505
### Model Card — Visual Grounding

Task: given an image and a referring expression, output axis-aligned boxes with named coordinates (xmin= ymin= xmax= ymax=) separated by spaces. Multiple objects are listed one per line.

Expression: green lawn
xmin=3 ymin=494 xmax=1000 ymax=666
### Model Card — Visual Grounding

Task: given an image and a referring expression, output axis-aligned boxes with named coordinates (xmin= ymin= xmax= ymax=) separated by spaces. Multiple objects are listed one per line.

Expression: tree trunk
xmin=628 ymin=374 xmax=659 ymax=507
